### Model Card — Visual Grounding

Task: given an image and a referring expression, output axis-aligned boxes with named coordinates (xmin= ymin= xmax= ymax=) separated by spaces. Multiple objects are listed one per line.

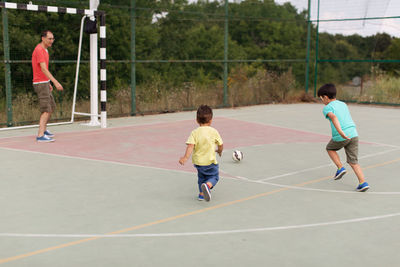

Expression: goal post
xmin=0 ymin=1 xmax=107 ymax=130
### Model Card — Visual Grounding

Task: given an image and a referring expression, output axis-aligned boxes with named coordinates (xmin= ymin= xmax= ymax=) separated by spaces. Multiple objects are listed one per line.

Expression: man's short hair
xmin=317 ymin=83 xmax=337 ymax=99
xmin=41 ymin=30 xmax=52 ymax=38
xmin=197 ymin=105 xmax=213 ymax=124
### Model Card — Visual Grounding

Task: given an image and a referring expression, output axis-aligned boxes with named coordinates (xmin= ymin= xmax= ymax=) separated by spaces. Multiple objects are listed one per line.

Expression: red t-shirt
xmin=32 ymin=44 xmax=50 ymax=83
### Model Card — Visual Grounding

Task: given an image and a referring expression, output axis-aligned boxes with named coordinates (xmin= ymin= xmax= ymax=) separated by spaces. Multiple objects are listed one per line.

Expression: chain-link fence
xmin=1 ymin=0 xmax=400 ymax=128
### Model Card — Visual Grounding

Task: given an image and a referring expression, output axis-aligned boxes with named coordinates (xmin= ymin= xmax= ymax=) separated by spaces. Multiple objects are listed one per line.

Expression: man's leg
xmin=35 ymin=82 xmax=54 ymax=138
xmin=45 ymin=111 xmax=52 ymax=132
xmin=38 ymin=112 xmax=50 ymax=137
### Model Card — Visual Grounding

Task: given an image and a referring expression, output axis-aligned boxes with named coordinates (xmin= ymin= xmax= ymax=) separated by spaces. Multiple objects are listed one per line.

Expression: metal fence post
xmin=223 ymin=0 xmax=228 ymax=107
xmin=313 ymin=0 xmax=320 ymax=97
xmin=2 ymin=7 xmax=13 ymax=127
xmin=305 ymin=0 xmax=311 ymax=94
xmin=130 ymin=0 xmax=136 ymax=116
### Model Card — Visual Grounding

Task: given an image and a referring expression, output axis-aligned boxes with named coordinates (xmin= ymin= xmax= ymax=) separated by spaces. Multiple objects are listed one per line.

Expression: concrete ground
xmin=1 ymin=103 xmax=399 ymax=266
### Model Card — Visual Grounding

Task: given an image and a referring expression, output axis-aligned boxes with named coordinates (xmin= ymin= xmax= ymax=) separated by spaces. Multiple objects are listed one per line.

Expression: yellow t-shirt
xmin=186 ymin=126 xmax=223 ymax=166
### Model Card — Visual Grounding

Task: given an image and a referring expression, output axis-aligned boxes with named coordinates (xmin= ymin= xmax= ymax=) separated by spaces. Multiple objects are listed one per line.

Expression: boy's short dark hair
xmin=317 ymin=83 xmax=337 ymax=99
xmin=197 ymin=105 xmax=213 ymax=124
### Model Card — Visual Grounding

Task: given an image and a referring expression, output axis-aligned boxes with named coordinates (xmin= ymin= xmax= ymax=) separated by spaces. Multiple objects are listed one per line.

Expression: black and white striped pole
xmin=99 ymin=11 xmax=107 ymax=128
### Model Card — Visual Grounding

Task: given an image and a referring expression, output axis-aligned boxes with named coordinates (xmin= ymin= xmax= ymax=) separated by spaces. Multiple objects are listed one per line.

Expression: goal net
xmin=0 ymin=1 xmax=106 ymax=129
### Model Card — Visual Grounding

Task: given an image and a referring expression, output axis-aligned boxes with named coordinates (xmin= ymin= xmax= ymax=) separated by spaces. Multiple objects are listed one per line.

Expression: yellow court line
xmin=1 ymin=157 xmax=400 ymax=264
xmin=363 ymin=158 xmax=400 ymax=170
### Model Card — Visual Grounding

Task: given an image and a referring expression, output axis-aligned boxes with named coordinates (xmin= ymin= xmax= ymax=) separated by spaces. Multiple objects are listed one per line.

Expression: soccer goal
xmin=0 ymin=1 xmax=106 ymax=130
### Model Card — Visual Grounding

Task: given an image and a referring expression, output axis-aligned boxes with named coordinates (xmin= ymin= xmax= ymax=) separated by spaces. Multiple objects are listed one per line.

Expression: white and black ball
xmin=232 ymin=150 xmax=243 ymax=162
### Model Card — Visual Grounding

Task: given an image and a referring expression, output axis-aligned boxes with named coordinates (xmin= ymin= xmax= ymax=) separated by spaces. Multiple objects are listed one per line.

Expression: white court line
xmin=2 ymin=212 xmax=399 ymax=238
xmin=0 ymin=147 xmax=195 ymax=176
xmin=220 ymin=147 xmax=400 ymax=194
xmin=258 ymin=163 xmax=334 ymax=182
xmin=2 ymin=113 xmax=399 ymax=149
xmin=258 ymin=147 xmax=400 ymax=182
xmin=220 ymin=115 xmax=400 ymax=149
xmin=224 ymin=174 xmax=400 ymax=195
xmin=260 ymin=180 xmax=400 ymax=195
xmin=2 ymin=138 xmax=400 ymax=194
xmin=220 ymin=147 xmax=400 ymax=183
xmin=2 ymin=131 xmax=399 ymax=194
xmin=220 ymin=115 xmax=332 ymax=138
xmin=0 ymin=118 xmax=193 ymax=140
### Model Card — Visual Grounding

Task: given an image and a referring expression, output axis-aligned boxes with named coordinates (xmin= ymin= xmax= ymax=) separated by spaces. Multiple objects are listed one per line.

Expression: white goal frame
xmin=0 ymin=1 xmax=107 ymax=130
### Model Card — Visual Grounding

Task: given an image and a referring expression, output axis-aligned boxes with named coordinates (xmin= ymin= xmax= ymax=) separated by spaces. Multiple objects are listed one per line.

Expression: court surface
xmin=1 ymin=103 xmax=399 ymax=267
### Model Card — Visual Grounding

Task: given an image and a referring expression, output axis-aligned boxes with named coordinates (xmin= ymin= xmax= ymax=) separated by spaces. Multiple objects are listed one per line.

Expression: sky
xmin=275 ymin=0 xmax=400 ymax=37
xmin=188 ymin=0 xmax=400 ymax=37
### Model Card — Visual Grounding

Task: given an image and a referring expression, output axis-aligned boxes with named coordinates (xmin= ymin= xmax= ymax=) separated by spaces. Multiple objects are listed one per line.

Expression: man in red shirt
xmin=32 ymin=30 xmax=63 ymax=142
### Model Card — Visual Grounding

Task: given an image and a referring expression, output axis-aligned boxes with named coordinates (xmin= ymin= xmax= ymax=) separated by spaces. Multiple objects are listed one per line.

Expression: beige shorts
xmin=326 ymin=137 xmax=359 ymax=164
xmin=33 ymin=83 xmax=56 ymax=113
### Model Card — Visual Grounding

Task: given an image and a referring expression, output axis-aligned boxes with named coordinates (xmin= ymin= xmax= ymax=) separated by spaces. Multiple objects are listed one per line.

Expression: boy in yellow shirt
xmin=179 ymin=105 xmax=224 ymax=201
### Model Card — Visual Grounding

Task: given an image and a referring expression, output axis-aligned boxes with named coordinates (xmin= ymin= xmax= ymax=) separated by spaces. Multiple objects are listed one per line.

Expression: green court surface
xmin=1 ymin=103 xmax=399 ymax=266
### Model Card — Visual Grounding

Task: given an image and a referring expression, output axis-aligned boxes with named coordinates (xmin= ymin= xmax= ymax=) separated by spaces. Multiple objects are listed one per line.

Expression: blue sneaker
xmin=198 ymin=194 xmax=204 ymax=201
xmin=356 ymin=182 xmax=370 ymax=192
xmin=334 ymin=167 xmax=347 ymax=180
xmin=44 ymin=130 xmax=55 ymax=138
xmin=201 ymin=183 xmax=211 ymax=202
xmin=36 ymin=135 xmax=55 ymax=142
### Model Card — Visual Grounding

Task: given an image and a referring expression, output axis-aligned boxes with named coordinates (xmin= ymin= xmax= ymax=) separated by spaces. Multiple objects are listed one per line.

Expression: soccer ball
xmin=232 ymin=150 xmax=243 ymax=162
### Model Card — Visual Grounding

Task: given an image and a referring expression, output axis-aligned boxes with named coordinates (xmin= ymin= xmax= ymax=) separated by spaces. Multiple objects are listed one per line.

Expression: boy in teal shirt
xmin=318 ymin=84 xmax=370 ymax=192
xmin=179 ymin=105 xmax=224 ymax=201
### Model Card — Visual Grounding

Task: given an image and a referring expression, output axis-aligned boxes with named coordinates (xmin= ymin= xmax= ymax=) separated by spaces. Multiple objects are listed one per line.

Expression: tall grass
xmin=0 ymin=93 xmax=91 ymax=126
xmin=366 ymin=75 xmax=400 ymax=103
xmin=228 ymin=66 xmax=306 ymax=105
xmin=337 ymin=73 xmax=400 ymax=104
xmin=112 ymin=65 xmax=308 ymax=115
xmin=1 ymin=67 xmax=313 ymax=126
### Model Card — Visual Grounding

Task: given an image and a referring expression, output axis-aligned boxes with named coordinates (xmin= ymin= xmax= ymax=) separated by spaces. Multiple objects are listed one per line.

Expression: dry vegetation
xmin=15 ymin=66 xmax=400 ymax=127
xmin=337 ymin=73 xmax=400 ymax=104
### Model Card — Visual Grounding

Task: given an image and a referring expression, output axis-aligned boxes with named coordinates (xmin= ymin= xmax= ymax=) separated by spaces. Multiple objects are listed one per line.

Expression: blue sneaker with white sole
xmin=356 ymin=182 xmax=370 ymax=192
xmin=201 ymin=183 xmax=211 ymax=202
xmin=44 ymin=130 xmax=55 ymax=138
xmin=334 ymin=167 xmax=347 ymax=180
xmin=198 ymin=194 xmax=204 ymax=201
xmin=36 ymin=135 xmax=55 ymax=142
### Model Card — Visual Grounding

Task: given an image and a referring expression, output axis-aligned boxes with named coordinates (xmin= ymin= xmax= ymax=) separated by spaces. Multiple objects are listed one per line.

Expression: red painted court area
xmin=0 ymin=117 xmax=329 ymax=171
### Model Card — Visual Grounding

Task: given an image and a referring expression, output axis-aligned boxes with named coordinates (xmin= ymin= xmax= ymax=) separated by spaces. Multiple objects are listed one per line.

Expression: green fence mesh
xmin=1 ymin=0 xmax=400 ymax=128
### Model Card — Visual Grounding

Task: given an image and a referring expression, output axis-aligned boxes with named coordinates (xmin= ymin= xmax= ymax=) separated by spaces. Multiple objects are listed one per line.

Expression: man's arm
xmin=40 ymin=62 xmax=63 ymax=91
xmin=327 ymin=112 xmax=350 ymax=140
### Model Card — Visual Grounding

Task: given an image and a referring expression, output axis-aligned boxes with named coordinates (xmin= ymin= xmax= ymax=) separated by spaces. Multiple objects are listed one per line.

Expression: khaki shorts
xmin=326 ymin=137 xmax=359 ymax=164
xmin=33 ymin=83 xmax=56 ymax=113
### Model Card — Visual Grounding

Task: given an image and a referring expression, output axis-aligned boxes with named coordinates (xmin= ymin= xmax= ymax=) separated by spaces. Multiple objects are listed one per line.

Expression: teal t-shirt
xmin=323 ymin=100 xmax=358 ymax=141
